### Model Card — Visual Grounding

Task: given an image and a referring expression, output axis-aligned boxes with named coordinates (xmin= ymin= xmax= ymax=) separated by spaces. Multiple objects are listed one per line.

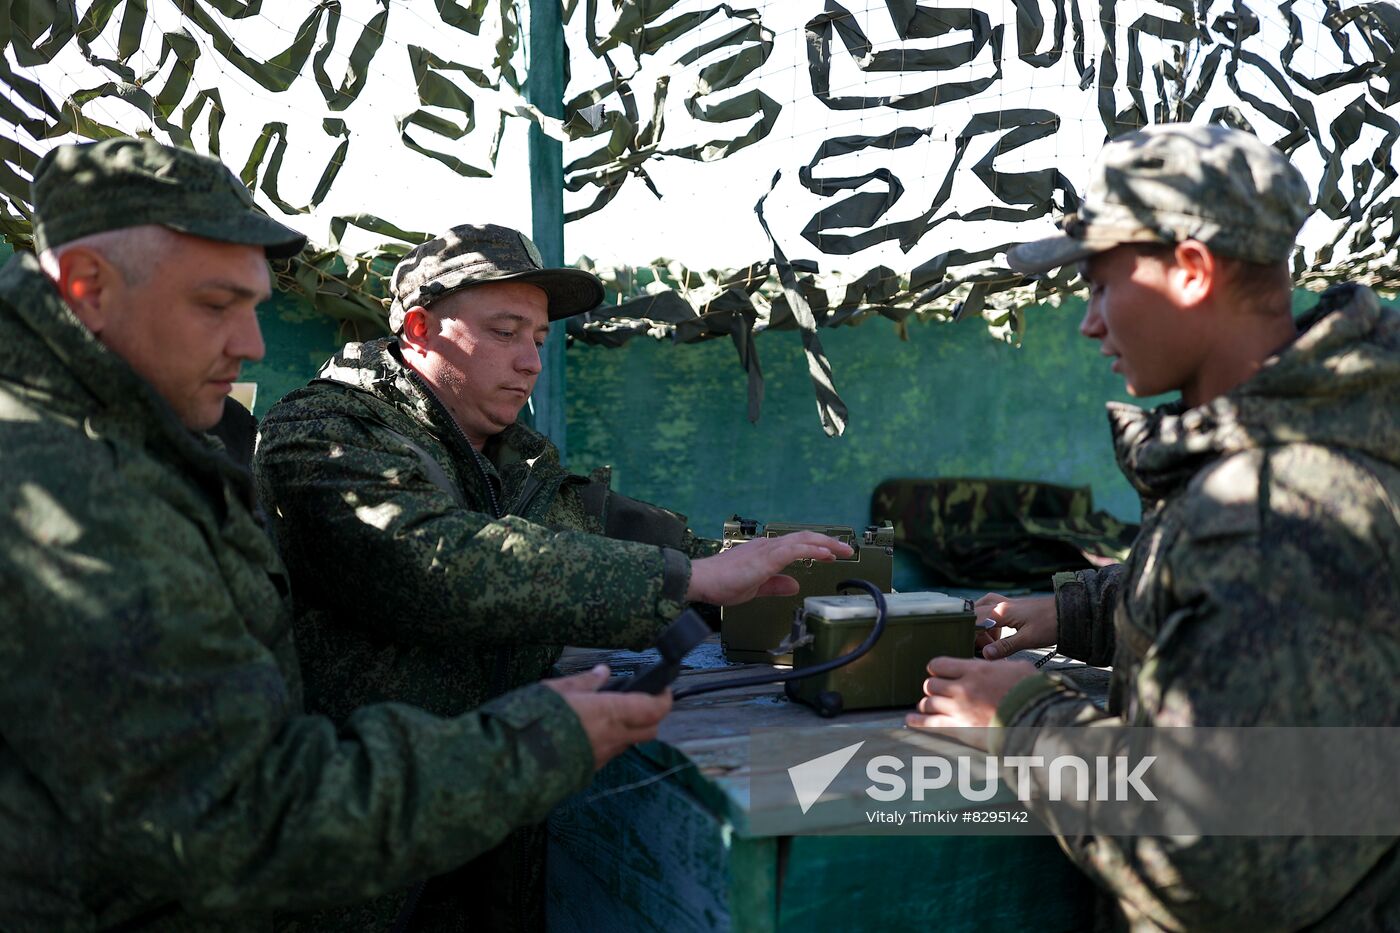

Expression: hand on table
xmin=975 ymin=592 xmax=1057 ymax=660
xmin=685 ymin=532 xmax=853 ymax=605
xmin=545 ymin=665 xmax=672 ymax=770
xmin=904 ymin=657 xmax=1040 ymax=749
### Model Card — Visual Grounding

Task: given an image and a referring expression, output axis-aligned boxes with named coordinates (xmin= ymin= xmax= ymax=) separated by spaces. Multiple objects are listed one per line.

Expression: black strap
xmin=577 ymin=475 xmax=690 ymax=550
xmin=604 ymin=490 xmax=689 ymax=549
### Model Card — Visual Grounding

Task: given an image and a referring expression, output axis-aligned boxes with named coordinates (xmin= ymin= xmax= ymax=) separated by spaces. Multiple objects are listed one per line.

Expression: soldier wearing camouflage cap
xmin=1006 ymin=122 xmax=1311 ymax=276
xmin=0 ymin=139 xmax=681 ymax=931
xmin=910 ymin=124 xmax=1400 ymax=928
xmin=254 ymin=223 xmax=851 ymax=930
xmin=386 ymin=222 xmax=605 ymax=331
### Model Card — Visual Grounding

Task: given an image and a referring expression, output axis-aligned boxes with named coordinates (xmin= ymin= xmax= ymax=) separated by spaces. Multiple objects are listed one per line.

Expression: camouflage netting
xmin=1 ymin=1 xmax=1398 ymax=432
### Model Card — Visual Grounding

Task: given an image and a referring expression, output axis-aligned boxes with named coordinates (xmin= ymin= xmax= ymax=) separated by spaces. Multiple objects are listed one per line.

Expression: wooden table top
xmin=557 ymin=635 xmax=1111 ymax=836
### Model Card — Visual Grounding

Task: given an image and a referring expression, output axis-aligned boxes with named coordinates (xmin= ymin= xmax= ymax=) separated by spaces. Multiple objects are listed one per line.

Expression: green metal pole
xmin=527 ymin=0 xmax=567 ymax=456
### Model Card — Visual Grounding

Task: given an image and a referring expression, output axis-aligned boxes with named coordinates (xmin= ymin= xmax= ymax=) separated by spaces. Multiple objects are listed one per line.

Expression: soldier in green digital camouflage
xmin=252 ymin=224 xmax=851 ymax=930
xmin=0 ymin=138 xmax=681 ymax=932
xmin=908 ymin=124 xmax=1400 ymax=928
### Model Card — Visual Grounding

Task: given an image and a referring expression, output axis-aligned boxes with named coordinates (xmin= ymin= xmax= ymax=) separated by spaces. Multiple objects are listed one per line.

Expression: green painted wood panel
xmin=775 ymin=834 xmax=1092 ymax=931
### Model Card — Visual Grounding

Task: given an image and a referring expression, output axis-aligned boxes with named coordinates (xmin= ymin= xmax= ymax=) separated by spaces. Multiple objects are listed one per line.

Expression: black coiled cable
xmin=672 ymin=579 xmax=888 ymax=701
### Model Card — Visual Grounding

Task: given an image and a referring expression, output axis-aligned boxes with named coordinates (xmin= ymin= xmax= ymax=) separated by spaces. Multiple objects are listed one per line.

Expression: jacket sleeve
xmin=254 ymin=402 xmax=686 ymax=651
xmin=0 ymin=449 xmax=595 ymax=920
xmin=1051 ymin=563 xmax=1123 ymax=665
xmin=993 ymin=449 xmax=1400 ymax=931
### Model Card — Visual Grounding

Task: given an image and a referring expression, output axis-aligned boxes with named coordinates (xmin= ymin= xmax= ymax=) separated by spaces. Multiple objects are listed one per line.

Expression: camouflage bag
xmin=871 ymin=477 xmax=1138 ymax=590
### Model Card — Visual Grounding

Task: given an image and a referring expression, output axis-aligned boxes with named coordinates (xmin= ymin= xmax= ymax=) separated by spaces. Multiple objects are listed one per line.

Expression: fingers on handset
xmin=578 ymin=693 xmax=671 ymax=767
xmin=618 ymin=691 xmax=673 ymax=729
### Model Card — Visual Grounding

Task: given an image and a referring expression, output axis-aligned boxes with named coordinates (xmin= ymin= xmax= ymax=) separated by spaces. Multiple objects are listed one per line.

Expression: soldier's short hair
xmin=38 ymin=225 xmax=175 ymax=286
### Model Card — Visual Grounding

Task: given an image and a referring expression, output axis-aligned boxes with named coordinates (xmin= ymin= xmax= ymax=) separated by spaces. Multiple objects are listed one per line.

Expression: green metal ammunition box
xmin=786 ymin=592 xmax=975 ymax=712
xmin=719 ymin=517 xmax=894 ymax=664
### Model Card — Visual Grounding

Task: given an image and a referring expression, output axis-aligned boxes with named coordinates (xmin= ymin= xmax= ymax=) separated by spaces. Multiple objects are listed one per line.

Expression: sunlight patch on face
xmin=355 ymin=501 xmax=403 ymax=530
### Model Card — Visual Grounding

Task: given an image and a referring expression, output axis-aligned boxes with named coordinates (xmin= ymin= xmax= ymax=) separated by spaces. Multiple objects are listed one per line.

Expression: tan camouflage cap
xmin=1008 ymin=124 xmax=1311 ymax=275
xmin=389 ymin=223 xmax=604 ymax=331
xmin=31 ymin=137 xmax=306 ymax=258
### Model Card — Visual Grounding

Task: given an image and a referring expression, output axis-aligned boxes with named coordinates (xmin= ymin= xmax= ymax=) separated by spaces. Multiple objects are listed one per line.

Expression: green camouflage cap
xmin=31 ymin=137 xmax=306 ymax=258
xmin=388 ymin=223 xmax=604 ymax=331
xmin=1008 ymin=124 xmax=1311 ymax=275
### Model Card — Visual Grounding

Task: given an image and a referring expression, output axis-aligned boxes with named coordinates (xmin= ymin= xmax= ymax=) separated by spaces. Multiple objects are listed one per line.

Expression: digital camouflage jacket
xmin=994 ymin=284 xmax=1400 ymax=931
xmin=253 ymin=336 xmax=716 ymax=930
xmin=254 ymin=335 xmax=714 ymax=720
xmin=0 ymin=253 xmax=595 ymax=931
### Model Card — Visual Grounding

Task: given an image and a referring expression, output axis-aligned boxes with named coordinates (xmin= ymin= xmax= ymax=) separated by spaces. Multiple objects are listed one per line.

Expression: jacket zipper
xmin=406 ymin=371 xmax=502 ymax=519
xmin=404 ymin=371 xmax=520 ymax=706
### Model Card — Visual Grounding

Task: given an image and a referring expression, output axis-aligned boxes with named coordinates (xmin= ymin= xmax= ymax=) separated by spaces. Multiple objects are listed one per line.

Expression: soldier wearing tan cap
xmin=909 ymin=125 xmax=1400 ymax=929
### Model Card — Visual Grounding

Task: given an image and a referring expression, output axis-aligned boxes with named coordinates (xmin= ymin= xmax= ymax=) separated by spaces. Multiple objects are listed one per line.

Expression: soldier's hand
xmin=976 ymin=593 xmax=1057 ymax=660
xmin=544 ymin=665 xmax=673 ymax=771
xmin=685 ymin=532 xmax=853 ymax=605
xmin=905 ymin=656 xmax=1040 ymax=747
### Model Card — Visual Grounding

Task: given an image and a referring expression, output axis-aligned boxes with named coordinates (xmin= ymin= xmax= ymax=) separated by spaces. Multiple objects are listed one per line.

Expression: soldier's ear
xmin=399 ymin=307 xmax=432 ymax=354
xmin=53 ymin=247 xmax=115 ymax=334
xmin=1171 ymin=240 xmax=1215 ymax=308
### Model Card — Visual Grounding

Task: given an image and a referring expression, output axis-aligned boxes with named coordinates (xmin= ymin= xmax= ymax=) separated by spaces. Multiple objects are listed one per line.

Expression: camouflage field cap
xmin=389 ymin=223 xmax=604 ymax=330
xmin=1008 ymin=124 xmax=1311 ymax=275
xmin=31 ymin=137 xmax=306 ymax=258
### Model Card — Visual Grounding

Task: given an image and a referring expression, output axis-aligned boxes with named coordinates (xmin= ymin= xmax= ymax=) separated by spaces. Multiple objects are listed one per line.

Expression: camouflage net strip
xmin=1 ymin=1 xmax=1398 ymax=433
